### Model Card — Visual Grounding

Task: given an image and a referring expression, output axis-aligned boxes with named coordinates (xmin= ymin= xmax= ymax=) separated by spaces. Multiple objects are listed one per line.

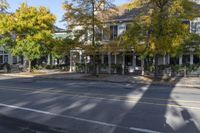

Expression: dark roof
xmin=109 ymin=2 xmax=200 ymax=23
xmin=53 ymin=32 xmax=70 ymax=39
xmin=112 ymin=8 xmax=143 ymax=22
xmin=53 ymin=26 xmax=66 ymax=33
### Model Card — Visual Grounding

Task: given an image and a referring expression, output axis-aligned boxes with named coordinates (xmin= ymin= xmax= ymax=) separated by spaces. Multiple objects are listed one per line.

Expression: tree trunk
xmin=91 ymin=0 xmax=98 ymax=76
xmin=154 ymin=54 xmax=159 ymax=78
xmin=28 ymin=60 xmax=32 ymax=72
xmin=50 ymin=54 xmax=53 ymax=67
xmin=57 ymin=58 xmax=60 ymax=65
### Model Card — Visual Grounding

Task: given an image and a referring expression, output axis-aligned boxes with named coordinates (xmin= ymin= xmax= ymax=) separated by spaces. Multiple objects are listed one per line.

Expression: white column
xmin=190 ymin=53 xmax=194 ymax=65
xmin=108 ymin=52 xmax=111 ymax=74
xmin=2 ymin=53 xmax=4 ymax=64
xmin=179 ymin=55 xmax=183 ymax=65
xmin=85 ymin=56 xmax=87 ymax=74
xmin=8 ymin=55 xmax=12 ymax=64
xmin=163 ymin=55 xmax=166 ymax=65
xmin=167 ymin=54 xmax=170 ymax=65
xmin=153 ymin=58 xmax=155 ymax=65
xmin=122 ymin=52 xmax=125 ymax=75
xmin=114 ymin=53 xmax=117 ymax=64
xmin=132 ymin=53 xmax=136 ymax=68
xmin=79 ymin=50 xmax=82 ymax=63
xmin=141 ymin=59 xmax=145 ymax=76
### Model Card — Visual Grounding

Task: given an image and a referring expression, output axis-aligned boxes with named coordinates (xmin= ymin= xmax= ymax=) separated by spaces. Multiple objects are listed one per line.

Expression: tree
xmin=63 ymin=0 xmax=116 ymax=75
xmin=123 ymin=0 xmax=200 ymax=77
xmin=51 ymin=35 xmax=78 ymax=61
xmin=180 ymin=33 xmax=200 ymax=58
xmin=0 ymin=0 xmax=9 ymax=13
xmin=0 ymin=3 xmax=56 ymax=72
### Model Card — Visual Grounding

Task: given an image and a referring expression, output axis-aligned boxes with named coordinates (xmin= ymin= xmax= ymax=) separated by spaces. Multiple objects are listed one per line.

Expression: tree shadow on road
xmin=113 ymin=81 xmax=200 ymax=133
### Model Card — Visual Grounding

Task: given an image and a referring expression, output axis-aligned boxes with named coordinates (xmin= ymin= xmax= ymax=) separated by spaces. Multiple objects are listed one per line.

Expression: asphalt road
xmin=0 ymin=77 xmax=199 ymax=133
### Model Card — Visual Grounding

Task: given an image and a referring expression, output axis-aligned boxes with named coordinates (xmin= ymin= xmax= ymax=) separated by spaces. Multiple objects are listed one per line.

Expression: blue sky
xmin=7 ymin=0 xmax=129 ymax=29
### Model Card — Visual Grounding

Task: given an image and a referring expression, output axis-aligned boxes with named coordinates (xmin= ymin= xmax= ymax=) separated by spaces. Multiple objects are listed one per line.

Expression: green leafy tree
xmin=180 ymin=33 xmax=200 ymax=58
xmin=51 ymin=35 xmax=78 ymax=60
xmin=0 ymin=3 xmax=56 ymax=72
xmin=123 ymin=0 xmax=200 ymax=77
xmin=63 ymin=0 xmax=116 ymax=75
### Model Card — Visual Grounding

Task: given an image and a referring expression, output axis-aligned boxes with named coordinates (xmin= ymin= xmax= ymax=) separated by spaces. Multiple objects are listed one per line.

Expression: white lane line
xmin=0 ymin=103 xmax=163 ymax=133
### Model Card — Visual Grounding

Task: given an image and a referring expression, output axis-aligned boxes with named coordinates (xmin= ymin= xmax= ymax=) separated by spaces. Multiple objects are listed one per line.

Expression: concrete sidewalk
xmin=1 ymin=71 xmax=200 ymax=88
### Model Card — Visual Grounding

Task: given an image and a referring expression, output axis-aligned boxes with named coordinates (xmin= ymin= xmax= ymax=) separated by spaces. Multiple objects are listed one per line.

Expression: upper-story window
xmin=118 ymin=24 xmax=127 ymax=35
xmin=110 ymin=25 xmax=118 ymax=40
xmin=191 ymin=20 xmax=200 ymax=34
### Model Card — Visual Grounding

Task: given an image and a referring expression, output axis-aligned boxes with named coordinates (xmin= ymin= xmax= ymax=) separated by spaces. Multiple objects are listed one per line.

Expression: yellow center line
xmin=0 ymin=85 xmax=200 ymax=110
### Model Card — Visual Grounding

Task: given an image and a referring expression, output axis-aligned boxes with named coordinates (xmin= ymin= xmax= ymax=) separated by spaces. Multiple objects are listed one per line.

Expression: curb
xmin=1 ymin=74 xmax=200 ymax=89
xmin=34 ymin=76 xmax=200 ymax=89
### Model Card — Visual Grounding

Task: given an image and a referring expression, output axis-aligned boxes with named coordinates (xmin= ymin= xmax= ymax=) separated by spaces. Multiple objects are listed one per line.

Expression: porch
xmin=69 ymin=49 xmax=200 ymax=76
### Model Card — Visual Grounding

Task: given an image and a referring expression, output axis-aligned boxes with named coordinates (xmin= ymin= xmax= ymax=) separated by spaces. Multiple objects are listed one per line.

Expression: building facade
xmin=0 ymin=47 xmax=22 ymax=65
xmin=69 ymin=2 xmax=200 ymax=75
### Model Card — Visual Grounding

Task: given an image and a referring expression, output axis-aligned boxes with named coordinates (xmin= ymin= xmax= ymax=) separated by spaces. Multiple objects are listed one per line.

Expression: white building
xmin=69 ymin=2 xmax=200 ymax=75
xmin=0 ymin=47 xmax=23 ymax=66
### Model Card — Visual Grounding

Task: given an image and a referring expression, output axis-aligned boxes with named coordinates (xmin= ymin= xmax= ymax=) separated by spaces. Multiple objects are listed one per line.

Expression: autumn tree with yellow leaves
xmin=123 ymin=0 xmax=200 ymax=77
xmin=0 ymin=3 xmax=56 ymax=72
xmin=63 ymin=0 xmax=116 ymax=75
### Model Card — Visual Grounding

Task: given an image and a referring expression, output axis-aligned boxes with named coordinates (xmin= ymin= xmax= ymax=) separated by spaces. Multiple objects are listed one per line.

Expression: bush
xmin=111 ymin=64 xmax=122 ymax=74
xmin=145 ymin=65 xmax=155 ymax=72
xmin=100 ymin=64 xmax=108 ymax=69
xmin=45 ymin=64 xmax=69 ymax=71
xmin=76 ymin=63 xmax=85 ymax=72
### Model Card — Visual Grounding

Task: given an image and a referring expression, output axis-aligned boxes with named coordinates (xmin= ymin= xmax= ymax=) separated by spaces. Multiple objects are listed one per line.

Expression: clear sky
xmin=7 ymin=0 xmax=129 ymax=29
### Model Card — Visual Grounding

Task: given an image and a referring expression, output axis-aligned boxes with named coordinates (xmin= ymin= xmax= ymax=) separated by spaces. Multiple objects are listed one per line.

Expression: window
xmin=118 ymin=24 xmax=126 ymax=35
xmin=13 ymin=56 xmax=17 ymax=64
xmin=110 ymin=25 xmax=118 ymax=40
xmin=104 ymin=55 xmax=108 ymax=65
xmin=102 ymin=28 xmax=110 ymax=41
xmin=125 ymin=55 xmax=132 ymax=66
xmin=4 ymin=55 xmax=8 ymax=63
xmin=183 ymin=55 xmax=190 ymax=65
xmin=136 ymin=55 xmax=141 ymax=66
xmin=0 ymin=49 xmax=9 ymax=64
xmin=170 ymin=57 xmax=179 ymax=65
xmin=194 ymin=55 xmax=200 ymax=64
xmin=0 ymin=55 xmax=3 ymax=64
xmin=191 ymin=21 xmax=200 ymax=34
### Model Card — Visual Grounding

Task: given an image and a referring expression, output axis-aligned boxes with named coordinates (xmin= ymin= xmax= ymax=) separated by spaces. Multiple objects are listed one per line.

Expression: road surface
xmin=0 ymin=77 xmax=199 ymax=133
